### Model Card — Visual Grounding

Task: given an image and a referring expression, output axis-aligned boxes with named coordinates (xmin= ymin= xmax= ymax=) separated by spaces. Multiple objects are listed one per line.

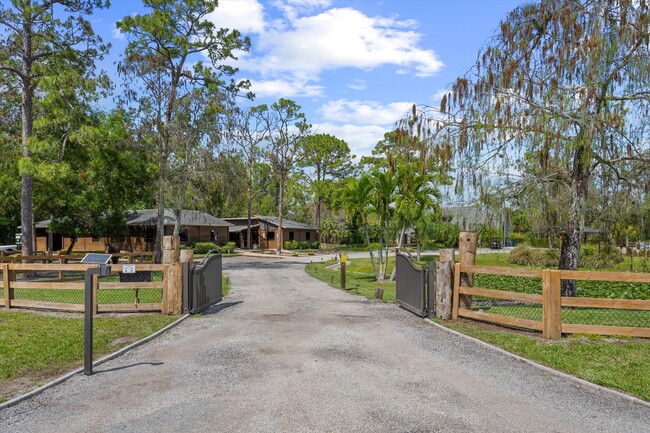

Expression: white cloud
xmin=312 ymin=123 xmax=389 ymax=158
xmin=347 ymin=79 xmax=366 ymax=90
xmin=321 ymin=99 xmax=414 ymax=125
xmin=206 ymin=0 xmax=266 ymax=34
xmin=238 ymin=7 xmax=444 ymax=80
xmin=248 ymin=78 xmax=324 ymax=98
xmin=112 ymin=23 xmax=125 ymax=40
xmin=433 ymin=89 xmax=449 ymax=102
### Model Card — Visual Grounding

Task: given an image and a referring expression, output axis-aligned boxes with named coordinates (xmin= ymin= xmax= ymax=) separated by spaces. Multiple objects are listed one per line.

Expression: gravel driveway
xmin=1 ymin=256 xmax=648 ymax=432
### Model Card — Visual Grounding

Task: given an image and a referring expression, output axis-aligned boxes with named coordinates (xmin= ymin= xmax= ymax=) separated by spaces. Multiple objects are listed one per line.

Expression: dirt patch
xmin=0 ymin=375 xmax=51 ymax=403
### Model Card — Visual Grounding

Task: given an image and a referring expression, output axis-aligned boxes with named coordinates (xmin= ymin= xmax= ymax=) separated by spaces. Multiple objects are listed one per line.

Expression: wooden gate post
xmin=162 ymin=236 xmax=182 ymax=315
xmin=435 ymin=249 xmax=455 ymax=320
xmin=542 ymin=269 xmax=562 ymax=339
xmin=458 ymin=232 xmax=478 ymax=309
xmin=3 ymin=264 xmax=12 ymax=309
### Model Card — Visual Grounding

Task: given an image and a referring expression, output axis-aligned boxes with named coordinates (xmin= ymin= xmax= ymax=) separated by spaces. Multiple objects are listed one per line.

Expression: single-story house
xmin=224 ymin=216 xmax=319 ymax=250
xmin=32 ymin=209 xmax=233 ymax=253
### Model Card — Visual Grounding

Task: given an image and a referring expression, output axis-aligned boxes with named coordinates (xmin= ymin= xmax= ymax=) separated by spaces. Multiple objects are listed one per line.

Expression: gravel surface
xmin=1 ymin=255 xmax=648 ymax=432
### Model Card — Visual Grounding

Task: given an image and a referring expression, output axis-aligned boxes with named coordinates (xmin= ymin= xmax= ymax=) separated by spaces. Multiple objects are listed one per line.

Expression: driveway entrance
xmin=2 ymin=256 xmax=648 ymax=432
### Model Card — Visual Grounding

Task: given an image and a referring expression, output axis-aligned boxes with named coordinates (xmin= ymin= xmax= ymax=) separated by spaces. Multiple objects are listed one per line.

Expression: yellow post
xmin=340 ymin=254 xmax=347 ymax=290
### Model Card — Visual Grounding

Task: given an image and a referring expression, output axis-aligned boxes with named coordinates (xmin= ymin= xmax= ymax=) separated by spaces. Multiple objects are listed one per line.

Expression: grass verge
xmin=305 ymin=260 xmax=397 ymax=302
xmin=433 ymin=319 xmax=650 ymax=401
xmin=0 ymin=311 xmax=179 ymax=402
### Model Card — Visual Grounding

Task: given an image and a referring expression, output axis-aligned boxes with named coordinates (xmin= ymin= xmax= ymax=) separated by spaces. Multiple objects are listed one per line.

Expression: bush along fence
xmin=0 ymin=238 xmax=186 ymax=315
xmin=451 ymin=264 xmax=650 ymax=339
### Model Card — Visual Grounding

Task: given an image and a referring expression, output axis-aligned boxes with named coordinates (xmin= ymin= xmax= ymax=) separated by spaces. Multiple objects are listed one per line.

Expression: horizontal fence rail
xmin=453 ymin=264 xmax=650 ymax=339
xmin=1 ymin=262 xmax=166 ymax=314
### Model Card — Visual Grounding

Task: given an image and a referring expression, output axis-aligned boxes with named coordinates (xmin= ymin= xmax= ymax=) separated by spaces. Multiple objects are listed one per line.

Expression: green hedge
xmin=191 ymin=241 xmax=236 ymax=254
xmin=284 ymin=240 xmax=320 ymax=250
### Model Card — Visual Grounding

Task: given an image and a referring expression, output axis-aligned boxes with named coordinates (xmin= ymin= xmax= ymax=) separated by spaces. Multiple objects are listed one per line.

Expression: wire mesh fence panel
xmin=560 ymin=307 xmax=650 ymax=328
xmin=575 ymin=279 xmax=650 ymax=300
xmin=471 ymin=300 xmax=543 ymax=322
xmin=13 ymin=288 xmax=84 ymax=304
xmin=474 ymin=273 xmax=543 ymax=295
xmin=97 ymin=288 xmax=162 ymax=305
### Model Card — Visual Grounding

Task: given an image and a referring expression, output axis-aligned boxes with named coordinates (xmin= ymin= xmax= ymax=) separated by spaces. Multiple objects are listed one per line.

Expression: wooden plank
xmin=9 ymin=264 xmax=96 ymax=271
xmin=452 ymin=263 xmax=461 ymax=320
xmin=561 ymin=297 xmax=650 ymax=310
xmin=458 ymin=308 xmax=544 ymax=331
xmin=3 ymin=264 xmax=10 ymax=308
xmin=11 ymin=281 xmax=85 ymax=289
xmin=562 ymin=324 xmax=650 ymax=338
xmin=111 ymin=264 xmax=164 ymax=272
xmin=460 ymin=265 xmax=543 ymax=278
xmin=560 ymin=270 xmax=650 ymax=283
xmin=542 ymin=270 xmax=562 ymax=339
xmin=10 ymin=300 xmax=85 ymax=312
xmin=97 ymin=303 xmax=162 ymax=313
xmin=99 ymin=282 xmax=163 ymax=289
xmin=459 ymin=286 xmax=542 ymax=304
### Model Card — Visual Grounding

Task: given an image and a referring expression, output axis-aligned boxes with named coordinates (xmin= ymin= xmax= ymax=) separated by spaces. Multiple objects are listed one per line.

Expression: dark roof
xmin=125 ymin=209 xmax=233 ymax=227
xmin=224 ymin=215 xmax=318 ymax=230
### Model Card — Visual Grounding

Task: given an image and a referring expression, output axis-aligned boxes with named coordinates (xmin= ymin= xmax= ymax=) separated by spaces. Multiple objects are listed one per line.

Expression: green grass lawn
xmin=305 ymin=260 xmax=397 ymax=302
xmin=435 ymin=319 xmax=650 ymax=401
xmin=0 ymin=311 xmax=179 ymax=402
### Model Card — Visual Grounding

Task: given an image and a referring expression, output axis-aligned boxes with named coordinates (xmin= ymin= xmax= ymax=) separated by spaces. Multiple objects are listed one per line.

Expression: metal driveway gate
xmin=183 ymin=251 xmax=223 ymax=314
xmin=395 ymin=252 xmax=435 ymax=317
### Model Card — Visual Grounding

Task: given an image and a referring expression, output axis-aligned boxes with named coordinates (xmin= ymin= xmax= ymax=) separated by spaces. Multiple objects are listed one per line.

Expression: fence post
xmin=452 ymin=263 xmax=461 ymax=320
xmin=435 ymin=249 xmax=455 ymax=320
xmin=458 ymin=232 xmax=477 ymax=308
xmin=59 ymin=256 xmax=64 ymax=281
xmin=3 ymin=264 xmax=11 ymax=309
xmin=162 ymin=236 xmax=182 ymax=315
xmin=542 ymin=269 xmax=562 ymax=339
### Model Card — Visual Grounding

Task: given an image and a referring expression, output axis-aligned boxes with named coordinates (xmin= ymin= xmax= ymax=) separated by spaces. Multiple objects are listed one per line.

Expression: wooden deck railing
xmin=1 ymin=262 xmax=166 ymax=314
xmin=453 ymin=264 xmax=650 ymax=339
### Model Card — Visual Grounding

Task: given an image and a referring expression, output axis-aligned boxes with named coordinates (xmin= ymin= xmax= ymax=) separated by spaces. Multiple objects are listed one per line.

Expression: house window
xmin=144 ymin=227 xmax=154 ymax=242
xmin=179 ymin=230 xmax=189 ymax=242
xmin=267 ymin=231 xmax=275 ymax=241
xmin=306 ymin=232 xmax=311 ymax=241
xmin=289 ymin=231 xmax=295 ymax=241
xmin=92 ymin=234 xmax=100 ymax=242
xmin=210 ymin=230 xmax=218 ymax=242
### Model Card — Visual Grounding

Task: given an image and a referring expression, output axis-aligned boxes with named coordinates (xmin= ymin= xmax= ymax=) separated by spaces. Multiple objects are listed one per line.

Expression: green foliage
xmin=222 ymin=242 xmax=237 ymax=254
xmin=283 ymin=240 xmax=320 ymax=250
xmin=192 ymin=242 xmax=219 ymax=254
xmin=579 ymin=244 xmax=624 ymax=270
xmin=508 ymin=244 xmax=559 ymax=267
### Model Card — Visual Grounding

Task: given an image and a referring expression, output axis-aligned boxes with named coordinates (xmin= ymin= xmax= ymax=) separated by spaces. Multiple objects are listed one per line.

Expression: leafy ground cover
xmin=0 ymin=311 xmax=180 ymax=402
xmin=434 ymin=319 xmax=650 ymax=401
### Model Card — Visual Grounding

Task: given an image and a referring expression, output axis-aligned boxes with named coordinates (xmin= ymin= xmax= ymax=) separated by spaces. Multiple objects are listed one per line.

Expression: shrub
xmin=508 ymin=243 xmax=559 ymax=267
xmin=284 ymin=240 xmax=299 ymax=250
xmin=579 ymin=243 xmax=623 ymax=269
xmin=192 ymin=242 xmax=219 ymax=254
xmin=221 ymin=242 xmax=237 ymax=254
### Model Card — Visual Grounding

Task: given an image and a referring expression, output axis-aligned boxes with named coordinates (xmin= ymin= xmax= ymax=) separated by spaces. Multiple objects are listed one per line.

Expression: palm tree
xmin=341 ymin=175 xmax=379 ymax=278
xmin=368 ymin=169 xmax=398 ymax=281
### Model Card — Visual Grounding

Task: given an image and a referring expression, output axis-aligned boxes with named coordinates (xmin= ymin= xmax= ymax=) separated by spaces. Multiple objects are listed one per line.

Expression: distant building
xmin=31 ymin=209 xmax=233 ymax=253
xmin=224 ymin=216 xmax=319 ymax=249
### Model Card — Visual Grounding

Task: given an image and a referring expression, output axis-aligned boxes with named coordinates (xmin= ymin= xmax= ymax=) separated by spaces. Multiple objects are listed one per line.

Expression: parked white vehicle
xmin=0 ymin=244 xmax=18 ymax=252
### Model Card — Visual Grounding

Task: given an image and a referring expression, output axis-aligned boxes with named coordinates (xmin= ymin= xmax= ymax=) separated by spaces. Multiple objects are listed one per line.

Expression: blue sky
xmin=97 ymin=0 xmax=521 ymax=158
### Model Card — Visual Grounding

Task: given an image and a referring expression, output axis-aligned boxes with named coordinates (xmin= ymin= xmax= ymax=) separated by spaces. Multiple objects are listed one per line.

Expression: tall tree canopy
xmin=403 ymin=0 xmax=650 ymax=295
xmin=0 ymin=0 xmax=109 ymax=255
xmin=117 ymin=0 xmax=250 ymax=262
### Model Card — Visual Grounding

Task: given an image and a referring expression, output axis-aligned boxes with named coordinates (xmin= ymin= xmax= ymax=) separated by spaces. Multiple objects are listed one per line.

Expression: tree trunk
xmin=558 ymin=145 xmax=589 ymax=297
xmin=20 ymin=22 xmax=34 ymax=257
xmin=246 ymin=148 xmax=253 ymax=249
xmin=389 ymin=225 xmax=407 ymax=281
xmin=276 ymin=174 xmax=284 ymax=255
xmin=154 ymin=140 xmax=166 ymax=264
xmin=365 ymin=224 xmax=378 ymax=278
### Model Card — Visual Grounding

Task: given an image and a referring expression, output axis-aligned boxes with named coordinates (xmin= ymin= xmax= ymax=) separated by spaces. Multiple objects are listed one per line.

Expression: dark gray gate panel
xmin=395 ymin=253 xmax=427 ymax=317
xmin=190 ymin=252 xmax=222 ymax=314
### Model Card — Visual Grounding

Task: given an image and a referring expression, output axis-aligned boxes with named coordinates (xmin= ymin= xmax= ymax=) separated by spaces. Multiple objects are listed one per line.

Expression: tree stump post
xmin=435 ymin=248 xmax=455 ymax=319
xmin=458 ymin=232 xmax=477 ymax=309
xmin=162 ymin=236 xmax=182 ymax=315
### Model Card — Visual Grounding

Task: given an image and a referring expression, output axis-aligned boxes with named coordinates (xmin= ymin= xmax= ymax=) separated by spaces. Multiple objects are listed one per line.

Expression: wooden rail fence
xmin=452 ymin=264 xmax=650 ymax=339
xmin=1 ymin=263 xmax=166 ymax=314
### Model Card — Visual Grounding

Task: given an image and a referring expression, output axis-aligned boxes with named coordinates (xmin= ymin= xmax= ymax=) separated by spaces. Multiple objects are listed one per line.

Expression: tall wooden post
xmin=340 ymin=254 xmax=347 ymax=290
xmin=542 ymin=270 xmax=562 ymax=339
xmin=435 ymin=248 xmax=455 ymax=319
xmin=3 ymin=264 xmax=12 ymax=309
xmin=458 ymin=232 xmax=478 ymax=309
xmin=162 ymin=236 xmax=182 ymax=315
